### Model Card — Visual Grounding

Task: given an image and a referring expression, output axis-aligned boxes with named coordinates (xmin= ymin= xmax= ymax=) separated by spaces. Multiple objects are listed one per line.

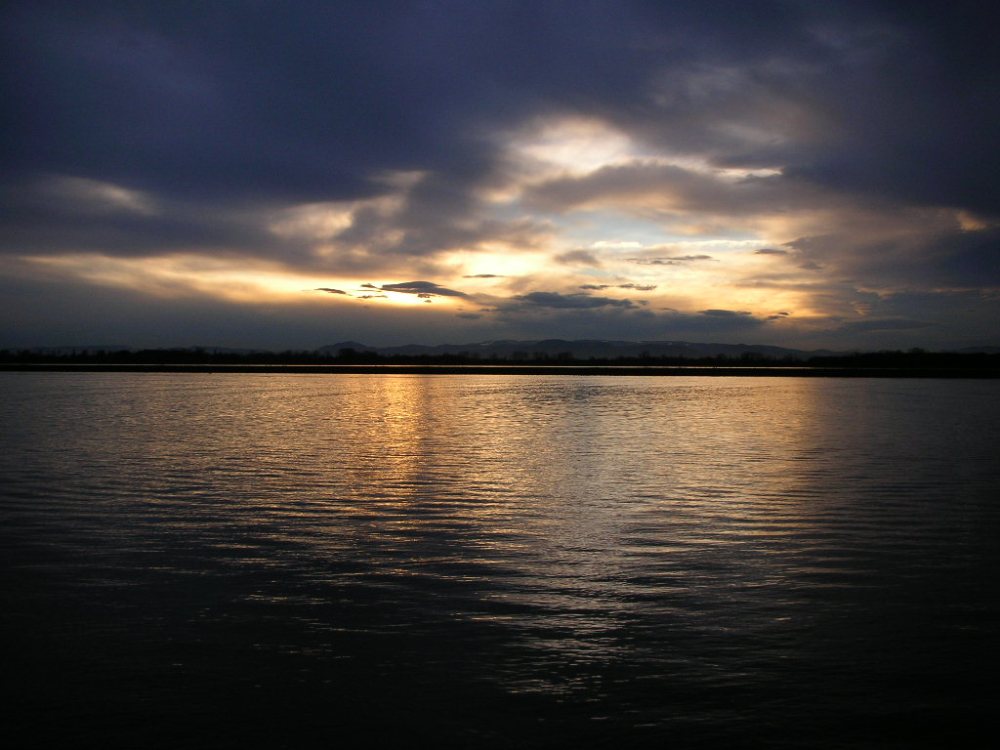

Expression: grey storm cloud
xmin=661 ymin=309 xmax=767 ymax=333
xmin=5 ymin=1 xmax=996 ymax=237
xmin=373 ymin=281 xmax=468 ymax=298
xmin=833 ymin=318 xmax=933 ymax=334
xmin=700 ymin=309 xmax=754 ymax=318
xmin=512 ymin=292 xmax=636 ymax=310
xmin=786 ymin=226 xmax=1000 ymax=290
xmin=487 ymin=305 xmax=770 ymax=339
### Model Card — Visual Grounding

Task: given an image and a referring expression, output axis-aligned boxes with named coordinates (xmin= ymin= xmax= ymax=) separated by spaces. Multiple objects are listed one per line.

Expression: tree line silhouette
xmin=2 ymin=347 xmax=999 ymax=370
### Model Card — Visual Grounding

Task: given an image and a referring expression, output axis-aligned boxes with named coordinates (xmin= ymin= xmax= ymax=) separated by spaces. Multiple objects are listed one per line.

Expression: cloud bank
xmin=2 ymin=1 xmax=998 ymax=349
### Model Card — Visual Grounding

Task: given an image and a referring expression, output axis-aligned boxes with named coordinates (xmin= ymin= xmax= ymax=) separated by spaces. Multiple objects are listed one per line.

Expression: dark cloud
xmin=4 ymin=1 xmax=997 ymax=216
xmin=555 ymin=250 xmax=602 ymax=266
xmin=700 ymin=309 xmax=754 ymax=318
xmin=914 ymin=228 xmax=1000 ymax=287
xmin=754 ymin=248 xmax=788 ymax=255
xmin=463 ymin=273 xmax=505 ymax=278
xmin=870 ymin=289 xmax=1000 ymax=345
xmin=659 ymin=309 xmax=767 ymax=334
xmin=377 ymin=281 xmax=468 ymax=298
xmin=314 ymin=288 xmax=348 ymax=295
xmin=1 ymin=2 xmax=503 ymax=204
xmin=833 ymin=318 xmax=933 ymax=334
xmin=343 ymin=173 xmax=547 ymax=261
xmin=787 ymin=226 xmax=1000 ymax=290
xmin=0 ymin=178 xmax=280 ymax=260
xmin=511 ymin=292 xmax=636 ymax=310
xmin=479 ymin=305 xmax=779 ymax=342
xmin=487 ymin=303 xmax=770 ymax=340
xmin=780 ymin=4 xmax=1000 ymax=215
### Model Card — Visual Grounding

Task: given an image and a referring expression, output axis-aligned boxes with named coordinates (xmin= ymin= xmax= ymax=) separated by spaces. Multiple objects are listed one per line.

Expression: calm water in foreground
xmin=2 ymin=373 xmax=998 ymax=748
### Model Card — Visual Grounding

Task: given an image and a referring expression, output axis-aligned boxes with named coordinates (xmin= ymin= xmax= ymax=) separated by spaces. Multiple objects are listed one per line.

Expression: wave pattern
xmin=2 ymin=374 xmax=999 ymax=747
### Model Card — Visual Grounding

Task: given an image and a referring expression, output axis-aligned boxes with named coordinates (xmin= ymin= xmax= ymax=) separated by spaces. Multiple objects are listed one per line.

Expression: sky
xmin=2 ymin=0 xmax=998 ymax=351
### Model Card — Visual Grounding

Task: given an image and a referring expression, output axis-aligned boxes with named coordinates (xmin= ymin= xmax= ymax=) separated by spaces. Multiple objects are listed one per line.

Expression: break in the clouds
xmin=2 ymin=0 xmax=998 ymax=349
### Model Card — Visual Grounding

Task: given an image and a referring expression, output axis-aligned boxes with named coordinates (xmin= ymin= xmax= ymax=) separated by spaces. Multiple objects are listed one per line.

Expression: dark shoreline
xmin=3 ymin=363 xmax=999 ymax=377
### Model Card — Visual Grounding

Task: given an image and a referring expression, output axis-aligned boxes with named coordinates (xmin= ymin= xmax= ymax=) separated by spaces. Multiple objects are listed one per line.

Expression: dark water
xmin=2 ymin=373 xmax=998 ymax=748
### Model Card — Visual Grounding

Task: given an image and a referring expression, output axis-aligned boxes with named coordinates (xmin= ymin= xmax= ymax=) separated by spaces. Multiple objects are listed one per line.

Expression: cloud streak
xmin=510 ymin=292 xmax=637 ymax=310
xmin=373 ymin=281 xmax=468 ymax=298
xmin=628 ymin=255 xmax=715 ymax=265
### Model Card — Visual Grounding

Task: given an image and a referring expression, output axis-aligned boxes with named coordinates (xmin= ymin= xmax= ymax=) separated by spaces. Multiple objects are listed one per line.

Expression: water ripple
xmin=2 ymin=373 xmax=999 ymax=748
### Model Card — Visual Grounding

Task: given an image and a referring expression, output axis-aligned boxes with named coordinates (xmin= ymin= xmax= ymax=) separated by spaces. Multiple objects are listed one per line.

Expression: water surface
xmin=2 ymin=374 xmax=998 ymax=747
